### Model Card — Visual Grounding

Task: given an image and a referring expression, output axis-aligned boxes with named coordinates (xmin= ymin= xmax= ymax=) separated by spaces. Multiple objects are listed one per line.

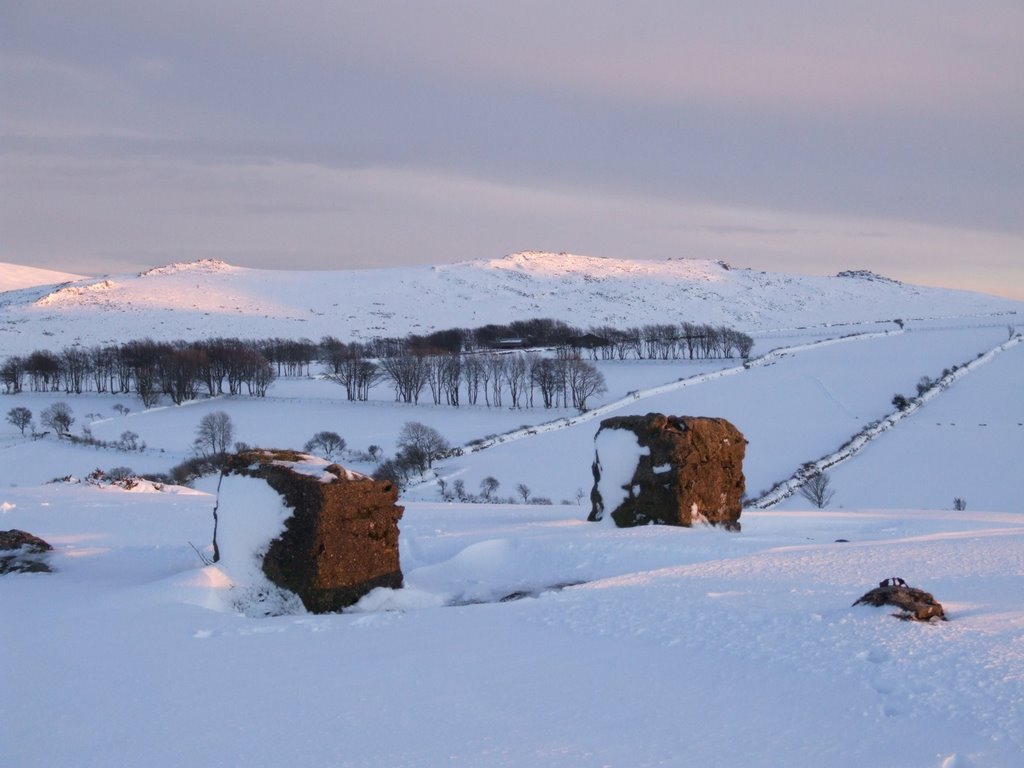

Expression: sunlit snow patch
xmin=205 ymin=474 xmax=305 ymax=616
xmin=593 ymin=429 xmax=649 ymax=525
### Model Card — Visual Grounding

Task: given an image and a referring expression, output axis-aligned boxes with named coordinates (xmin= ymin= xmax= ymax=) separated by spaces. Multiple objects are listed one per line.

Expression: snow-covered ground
xmin=2 ymin=257 xmax=1023 ymax=767
xmin=2 ymin=488 xmax=1022 ymax=767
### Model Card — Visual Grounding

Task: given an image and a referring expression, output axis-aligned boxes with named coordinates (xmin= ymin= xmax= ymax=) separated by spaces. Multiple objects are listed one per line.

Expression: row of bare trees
xmin=1 ymin=339 xmax=275 ymax=405
xmin=580 ymin=323 xmax=753 ymax=360
xmin=360 ymin=350 xmax=607 ymax=411
xmin=1 ymin=317 xmax=751 ymax=409
xmin=356 ymin=321 xmax=753 ymax=362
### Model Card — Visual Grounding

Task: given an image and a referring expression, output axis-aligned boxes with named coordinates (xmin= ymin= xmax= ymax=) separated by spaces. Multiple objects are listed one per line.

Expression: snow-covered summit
xmin=468 ymin=251 xmax=728 ymax=282
xmin=138 ymin=259 xmax=240 ymax=278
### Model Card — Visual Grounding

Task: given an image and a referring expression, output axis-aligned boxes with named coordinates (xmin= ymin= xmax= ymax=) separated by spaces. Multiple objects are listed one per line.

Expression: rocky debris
xmin=221 ymin=449 xmax=403 ymax=613
xmin=589 ymin=413 xmax=746 ymax=530
xmin=852 ymin=577 xmax=947 ymax=622
xmin=0 ymin=529 xmax=53 ymax=574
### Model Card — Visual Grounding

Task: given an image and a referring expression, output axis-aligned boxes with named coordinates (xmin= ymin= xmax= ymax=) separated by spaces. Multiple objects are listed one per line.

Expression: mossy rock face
xmin=222 ymin=449 xmax=403 ymax=612
xmin=589 ymin=414 xmax=746 ymax=530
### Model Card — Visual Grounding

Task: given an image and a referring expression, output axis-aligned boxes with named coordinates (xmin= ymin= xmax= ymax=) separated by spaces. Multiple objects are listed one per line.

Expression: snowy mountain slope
xmin=0 ymin=253 xmax=1018 ymax=355
xmin=0 ymin=262 xmax=87 ymax=292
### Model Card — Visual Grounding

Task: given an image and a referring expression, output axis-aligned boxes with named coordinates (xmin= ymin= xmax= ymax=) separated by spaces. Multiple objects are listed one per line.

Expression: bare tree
xmin=565 ymin=358 xmax=607 ymax=411
xmin=531 ymin=357 xmax=564 ymax=408
xmin=6 ymin=406 xmax=32 ymax=435
xmin=194 ymin=411 xmax=234 ymax=457
xmin=396 ymin=421 xmax=450 ymax=469
xmin=485 ymin=354 xmax=506 ymax=407
xmin=953 ymin=497 xmax=967 ymax=511
xmin=480 ymin=476 xmax=500 ymax=501
xmin=40 ymin=402 xmax=74 ymax=437
xmin=462 ymin=354 xmax=484 ymax=405
xmin=303 ymin=431 xmax=347 ymax=461
xmin=799 ymin=472 xmax=836 ymax=508
xmin=1 ymin=356 xmax=25 ymax=393
xmin=505 ymin=353 xmax=528 ymax=408
xmin=516 ymin=482 xmax=531 ymax=503
xmin=380 ymin=354 xmax=429 ymax=404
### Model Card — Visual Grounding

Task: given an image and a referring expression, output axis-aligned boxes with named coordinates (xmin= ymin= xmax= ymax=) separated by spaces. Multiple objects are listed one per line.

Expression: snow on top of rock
xmin=270 ymin=454 xmax=371 ymax=483
xmin=139 ymin=258 xmax=239 ymax=277
xmin=33 ymin=279 xmax=119 ymax=306
xmin=835 ymin=269 xmax=901 ymax=284
xmin=482 ymin=251 xmax=726 ymax=282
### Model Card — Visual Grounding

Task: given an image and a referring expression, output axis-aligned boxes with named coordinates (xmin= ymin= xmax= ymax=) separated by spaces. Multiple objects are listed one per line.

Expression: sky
xmin=1 ymin=1 xmax=1022 ymax=299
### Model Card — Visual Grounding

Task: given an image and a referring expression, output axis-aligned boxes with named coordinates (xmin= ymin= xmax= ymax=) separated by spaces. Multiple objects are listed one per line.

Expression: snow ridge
xmin=139 ymin=258 xmax=237 ymax=277
xmin=0 ymin=252 xmax=1019 ymax=357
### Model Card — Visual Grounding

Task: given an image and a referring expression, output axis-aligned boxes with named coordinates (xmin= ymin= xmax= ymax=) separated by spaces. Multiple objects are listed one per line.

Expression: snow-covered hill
xmin=1 ymin=253 xmax=1018 ymax=354
xmin=0 ymin=262 xmax=87 ymax=292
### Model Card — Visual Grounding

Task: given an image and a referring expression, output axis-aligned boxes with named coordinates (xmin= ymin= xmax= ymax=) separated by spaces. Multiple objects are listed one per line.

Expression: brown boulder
xmin=589 ymin=413 xmax=746 ymax=530
xmin=221 ymin=449 xmax=403 ymax=612
xmin=0 ymin=529 xmax=53 ymax=574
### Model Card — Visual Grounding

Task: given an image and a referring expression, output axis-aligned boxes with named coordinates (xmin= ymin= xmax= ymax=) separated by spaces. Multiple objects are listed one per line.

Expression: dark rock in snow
xmin=221 ymin=449 xmax=403 ymax=612
xmin=0 ymin=529 xmax=53 ymax=574
xmin=852 ymin=577 xmax=947 ymax=621
xmin=589 ymin=413 xmax=746 ymax=530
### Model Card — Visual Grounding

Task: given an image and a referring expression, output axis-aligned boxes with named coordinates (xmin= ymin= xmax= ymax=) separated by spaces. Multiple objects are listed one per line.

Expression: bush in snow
xmin=116 ymin=430 xmax=142 ymax=451
xmin=891 ymin=393 xmax=910 ymax=411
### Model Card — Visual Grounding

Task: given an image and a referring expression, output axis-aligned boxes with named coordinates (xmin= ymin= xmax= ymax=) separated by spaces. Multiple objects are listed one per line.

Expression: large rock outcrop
xmin=589 ymin=413 xmax=746 ymax=530
xmin=220 ymin=449 xmax=403 ymax=613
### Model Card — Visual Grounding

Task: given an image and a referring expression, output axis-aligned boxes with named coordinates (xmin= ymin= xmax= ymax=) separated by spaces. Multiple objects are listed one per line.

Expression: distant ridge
xmin=0 ymin=252 xmax=1018 ymax=356
xmin=0 ymin=262 xmax=88 ymax=292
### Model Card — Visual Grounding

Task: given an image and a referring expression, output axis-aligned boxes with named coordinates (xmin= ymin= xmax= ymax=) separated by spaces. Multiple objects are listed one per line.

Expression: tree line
xmin=0 ymin=318 xmax=751 ymax=411
xmin=0 ymin=338 xmax=275 ymax=405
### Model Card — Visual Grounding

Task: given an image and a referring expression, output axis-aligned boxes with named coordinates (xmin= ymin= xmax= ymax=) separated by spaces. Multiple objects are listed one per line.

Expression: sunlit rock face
xmin=589 ymin=414 xmax=746 ymax=531
xmin=220 ymin=449 xmax=403 ymax=612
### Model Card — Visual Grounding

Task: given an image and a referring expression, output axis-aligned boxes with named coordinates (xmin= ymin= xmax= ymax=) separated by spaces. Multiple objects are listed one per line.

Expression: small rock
xmin=0 ymin=529 xmax=53 ymax=574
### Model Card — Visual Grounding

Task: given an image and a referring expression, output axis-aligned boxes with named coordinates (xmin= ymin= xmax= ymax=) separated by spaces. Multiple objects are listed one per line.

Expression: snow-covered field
xmin=2 ymin=257 xmax=1023 ymax=767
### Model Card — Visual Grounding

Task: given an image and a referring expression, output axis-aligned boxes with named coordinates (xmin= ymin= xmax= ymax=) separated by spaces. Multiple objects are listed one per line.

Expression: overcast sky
xmin=2 ymin=1 xmax=1022 ymax=298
